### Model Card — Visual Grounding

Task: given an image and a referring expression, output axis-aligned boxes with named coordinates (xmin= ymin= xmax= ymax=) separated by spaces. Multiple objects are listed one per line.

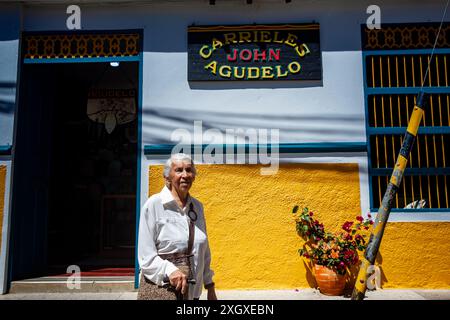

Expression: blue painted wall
xmin=0 ymin=4 xmax=20 ymax=147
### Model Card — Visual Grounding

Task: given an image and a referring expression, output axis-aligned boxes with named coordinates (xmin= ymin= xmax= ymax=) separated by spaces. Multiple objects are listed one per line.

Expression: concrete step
xmin=9 ymin=276 xmax=136 ymax=293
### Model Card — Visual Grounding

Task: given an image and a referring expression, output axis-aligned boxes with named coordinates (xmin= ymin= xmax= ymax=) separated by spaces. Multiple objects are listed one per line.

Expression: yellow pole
xmin=351 ymin=91 xmax=428 ymax=300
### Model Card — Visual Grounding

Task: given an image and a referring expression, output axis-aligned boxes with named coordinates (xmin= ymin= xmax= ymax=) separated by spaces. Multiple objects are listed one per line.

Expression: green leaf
xmin=292 ymin=205 xmax=299 ymax=214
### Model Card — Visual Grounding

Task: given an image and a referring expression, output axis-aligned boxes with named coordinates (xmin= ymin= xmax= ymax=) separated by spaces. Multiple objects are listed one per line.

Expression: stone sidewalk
xmin=1 ymin=289 xmax=449 ymax=300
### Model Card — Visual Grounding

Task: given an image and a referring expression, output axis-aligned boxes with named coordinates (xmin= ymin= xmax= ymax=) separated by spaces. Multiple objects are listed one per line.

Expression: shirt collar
xmin=160 ymin=186 xmax=192 ymax=209
xmin=160 ymin=186 xmax=174 ymax=205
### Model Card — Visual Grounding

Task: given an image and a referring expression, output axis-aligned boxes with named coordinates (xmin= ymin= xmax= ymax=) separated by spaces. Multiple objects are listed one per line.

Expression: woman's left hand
xmin=207 ymin=287 xmax=217 ymax=300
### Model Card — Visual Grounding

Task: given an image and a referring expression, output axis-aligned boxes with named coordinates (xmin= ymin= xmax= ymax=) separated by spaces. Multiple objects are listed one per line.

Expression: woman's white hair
xmin=163 ymin=153 xmax=196 ymax=178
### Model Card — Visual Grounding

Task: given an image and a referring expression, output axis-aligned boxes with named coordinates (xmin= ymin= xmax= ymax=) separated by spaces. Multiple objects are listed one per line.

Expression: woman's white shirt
xmin=138 ymin=186 xmax=214 ymax=299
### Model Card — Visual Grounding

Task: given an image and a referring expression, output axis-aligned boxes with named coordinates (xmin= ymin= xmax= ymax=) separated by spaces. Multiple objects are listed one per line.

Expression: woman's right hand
xmin=169 ymin=269 xmax=187 ymax=294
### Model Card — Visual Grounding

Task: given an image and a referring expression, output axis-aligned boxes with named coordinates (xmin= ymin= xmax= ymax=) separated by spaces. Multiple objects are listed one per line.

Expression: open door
xmin=9 ymin=64 xmax=56 ymax=280
xmin=10 ymin=61 xmax=138 ymax=281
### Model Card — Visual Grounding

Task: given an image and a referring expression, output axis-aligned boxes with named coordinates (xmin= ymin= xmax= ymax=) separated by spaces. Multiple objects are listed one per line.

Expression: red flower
xmin=342 ymin=221 xmax=353 ymax=232
xmin=343 ymin=249 xmax=355 ymax=259
xmin=368 ymin=214 xmax=372 ymax=218
xmin=293 ymin=207 xmax=372 ymax=270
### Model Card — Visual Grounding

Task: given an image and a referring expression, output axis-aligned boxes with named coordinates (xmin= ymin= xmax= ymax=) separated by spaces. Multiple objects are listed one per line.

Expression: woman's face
xmin=167 ymin=160 xmax=195 ymax=194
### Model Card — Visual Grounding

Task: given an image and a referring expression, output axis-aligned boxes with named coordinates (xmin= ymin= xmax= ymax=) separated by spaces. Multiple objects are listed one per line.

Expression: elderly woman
xmin=137 ymin=153 xmax=217 ymax=300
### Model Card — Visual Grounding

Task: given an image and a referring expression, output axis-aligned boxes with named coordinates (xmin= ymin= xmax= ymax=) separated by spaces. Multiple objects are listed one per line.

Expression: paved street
xmin=1 ymin=289 xmax=449 ymax=300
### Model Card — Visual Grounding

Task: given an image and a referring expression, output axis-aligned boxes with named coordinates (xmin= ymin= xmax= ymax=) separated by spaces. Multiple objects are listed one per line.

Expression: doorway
xmin=10 ymin=61 xmax=139 ymax=280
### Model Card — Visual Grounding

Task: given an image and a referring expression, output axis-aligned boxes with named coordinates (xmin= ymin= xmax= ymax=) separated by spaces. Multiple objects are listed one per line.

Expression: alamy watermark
xmin=366 ymin=265 xmax=382 ymax=290
xmin=366 ymin=5 xmax=381 ymax=30
xmin=66 ymin=265 xmax=81 ymax=290
xmin=171 ymin=121 xmax=280 ymax=175
xmin=66 ymin=5 xmax=81 ymax=30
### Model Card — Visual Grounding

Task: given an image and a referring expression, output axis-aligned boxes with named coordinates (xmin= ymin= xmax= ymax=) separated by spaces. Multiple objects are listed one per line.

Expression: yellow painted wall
xmin=0 ymin=165 xmax=6 ymax=250
xmin=148 ymin=163 xmax=450 ymax=289
xmin=380 ymin=222 xmax=450 ymax=288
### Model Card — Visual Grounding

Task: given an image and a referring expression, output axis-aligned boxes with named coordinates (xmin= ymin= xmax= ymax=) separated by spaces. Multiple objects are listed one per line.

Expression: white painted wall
xmin=21 ymin=0 xmax=447 ymax=145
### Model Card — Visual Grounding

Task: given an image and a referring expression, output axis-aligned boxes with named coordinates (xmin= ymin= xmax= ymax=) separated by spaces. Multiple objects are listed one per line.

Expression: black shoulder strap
xmin=187 ymin=203 xmax=195 ymax=256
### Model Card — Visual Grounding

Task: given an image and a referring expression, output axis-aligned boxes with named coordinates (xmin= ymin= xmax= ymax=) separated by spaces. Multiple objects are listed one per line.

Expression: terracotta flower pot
xmin=314 ymin=264 xmax=346 ymax=296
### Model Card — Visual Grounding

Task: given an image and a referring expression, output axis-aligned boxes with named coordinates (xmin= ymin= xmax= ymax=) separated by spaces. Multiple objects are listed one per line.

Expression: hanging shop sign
xmin=87 ymin=88 xmax=137 ymax=134
xmin=188 ymin=23 xmax=321 ymax=81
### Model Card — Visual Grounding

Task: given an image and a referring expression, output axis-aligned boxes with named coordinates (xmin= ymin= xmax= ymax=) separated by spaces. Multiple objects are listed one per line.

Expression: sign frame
xmin=187 ymin=23 xmax=322 ymax=81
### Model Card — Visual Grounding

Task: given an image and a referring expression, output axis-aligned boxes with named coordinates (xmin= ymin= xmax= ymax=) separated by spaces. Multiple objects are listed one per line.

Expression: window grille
xmin=362 ymin=23 xmax=450 ymax=210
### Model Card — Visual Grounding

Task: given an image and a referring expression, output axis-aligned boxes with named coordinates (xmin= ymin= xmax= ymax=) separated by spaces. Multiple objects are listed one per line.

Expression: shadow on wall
xmin=343 ymin=252 xmax=388 ymax=297
xmin=141 ymin=106 xmax=365 ymax=144
xmin=0 ymin=82 xmax=16 ymax=114
xmin=189 ymin=79 xmax=323 ymax=90
xmin=303 ymin=260 xmax=317 ymax=289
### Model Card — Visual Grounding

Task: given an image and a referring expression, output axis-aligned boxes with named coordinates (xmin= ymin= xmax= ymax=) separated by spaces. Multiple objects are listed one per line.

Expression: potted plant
xmin=292 ymin=206 xmax=373 ymax=296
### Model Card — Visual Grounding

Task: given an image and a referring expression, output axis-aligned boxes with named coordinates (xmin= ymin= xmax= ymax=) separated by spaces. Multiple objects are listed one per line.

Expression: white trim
xmin=383 ymin=211 xmax=450 ymax=222
xmin=140 ymin=151 xmax=151 ymax=209
xmin=144 ymin=152 xmax=372 ymax=218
